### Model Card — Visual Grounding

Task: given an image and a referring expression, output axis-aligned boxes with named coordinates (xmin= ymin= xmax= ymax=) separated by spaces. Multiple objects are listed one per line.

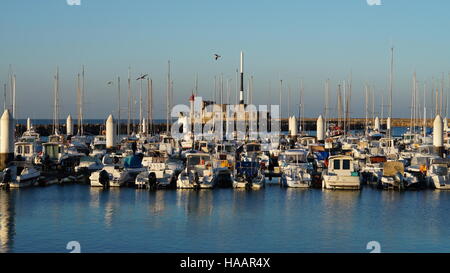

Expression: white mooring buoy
xmin=66 ymin=115 xmax=73 ymax=136
xmin=106 ymin=114 xmax=115 ymax=149
xmin=26 ymin=117 xmax=32 ymax=131
xmin=289 ymin=116 xmax=297 ymax=136
xmin=374 ymin=116 xmax=380 ymax=131
xmin=433 ymin=114 xmax=444 ymax=157
xmin=0 ymin=110 xmax=14 ymax=169
xmin=317 ymin=115 xmax=324 ymax=142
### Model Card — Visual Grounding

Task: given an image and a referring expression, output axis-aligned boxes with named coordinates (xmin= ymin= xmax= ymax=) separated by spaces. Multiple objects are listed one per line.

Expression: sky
xmin=1 ymin=0 xmax=450 ymax=120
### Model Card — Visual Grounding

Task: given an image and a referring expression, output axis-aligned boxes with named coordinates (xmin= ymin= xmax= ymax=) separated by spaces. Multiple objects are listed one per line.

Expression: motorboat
xmin=322 ymin=155 xmax=360 ymax=190
xmin=0 ymin=164 xmax=41 ymax=188
xmin=279 ymin=149 xmax=313 ymax=188
xmin=89 ymin=154 xmax=131 ymax=187
xmin=136 ymin=157 xmax=184 ymax=189
xmin=177 ymin=152 xmax=214 ymax=189
xmin=233 ymin=161 xmax=265 ymax=189
xmin=75 ymin=156 xmax=104 ymax=175
xmin=427 ymin=158 xmax=450 ymax=190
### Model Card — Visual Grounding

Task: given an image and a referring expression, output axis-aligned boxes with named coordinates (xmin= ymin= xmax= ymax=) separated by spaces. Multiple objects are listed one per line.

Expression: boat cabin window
xmin=17 ymin=146 xmax=22 ymax=154
xmin=403 ymin=134 xmax=414 ymax=140
xmin=24 ymin=145 xmax=30 ymax=155
xmin=333 ymin=160 xmax=340 ymax=170
xmin=217 ymin=145 xmax=224 ymax=152
xmin=342 ymin=159 xmax=351 ymax=170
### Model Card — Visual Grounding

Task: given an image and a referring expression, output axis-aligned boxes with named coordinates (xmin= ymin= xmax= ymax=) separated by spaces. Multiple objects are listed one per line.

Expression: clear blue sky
xmin=1 ymin=0 xmax=449 ymax=119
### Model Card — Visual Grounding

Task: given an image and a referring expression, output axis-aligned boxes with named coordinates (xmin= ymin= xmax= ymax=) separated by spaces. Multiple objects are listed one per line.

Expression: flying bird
xmin=136 ymin=74 xmax=148 ymax=80
xmin=214 ymin=54 xmax=221 ymax=60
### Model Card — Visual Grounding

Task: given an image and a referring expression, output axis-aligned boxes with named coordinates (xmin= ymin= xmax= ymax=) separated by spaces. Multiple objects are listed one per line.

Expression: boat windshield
xmin=45 ymin=145 xmax=61 ymax=159
xmin=93 ymin=144 xmax=106 ymax=150
xmin=225 ymin=145 xmax=234 ymax=153
xmin=411 ymin=157 xmax=429 ymax=166
xmin=284 ymin=154 xmax=307 ymax=164
xmin=246 ymin=144 xmax=261 ymax=152
xmin=432 ymin=165 xmax=448 ymax=175
xmin=369 ymin=156 xmax=387 ymax=164
xmin=80 ymin=156 xmax=100 ymax=163
xmin=188 ymin=155 xmax=211 ymax=166
xmin=403 ymin=134 xmax=414 ymax=140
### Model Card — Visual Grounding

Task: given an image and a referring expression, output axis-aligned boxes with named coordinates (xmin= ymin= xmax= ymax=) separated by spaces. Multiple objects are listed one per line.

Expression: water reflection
xmin=320 ymin=190 xmax=361 ymax=234
xmin=176 ymin=190 xmax=214 ymax=217
xmin=88 ymin=187 xmax=121 ymax=228
xmin=0 ymin=191 xmax=16 ymax=253
xmin=146 ymin=190 xmax=166 ymax=215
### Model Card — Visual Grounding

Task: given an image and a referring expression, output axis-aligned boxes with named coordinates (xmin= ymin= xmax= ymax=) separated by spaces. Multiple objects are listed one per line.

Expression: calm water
xmin=1 ymin=184 xmax=450 ymax=253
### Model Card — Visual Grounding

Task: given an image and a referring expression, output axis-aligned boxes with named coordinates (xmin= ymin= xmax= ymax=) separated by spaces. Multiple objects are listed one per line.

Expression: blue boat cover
xmin=236 ymin=161 xmax=259 ymax=177
xmin=315 ymin=151 xmax=329 ymax=161
xmin=124 ymin=155 xmax=143 ymax=168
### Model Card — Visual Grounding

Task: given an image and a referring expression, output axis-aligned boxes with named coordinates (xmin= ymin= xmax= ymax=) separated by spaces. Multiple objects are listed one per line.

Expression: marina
xmin=3 ymin=1 xmax=450 ymax=258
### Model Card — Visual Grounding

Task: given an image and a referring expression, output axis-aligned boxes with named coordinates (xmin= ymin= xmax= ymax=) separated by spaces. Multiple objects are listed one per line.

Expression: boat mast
xmin=127 ymin=67 xmax=131 ymax=136
xmin=12 ymin=74 xmax=16 ymax=119
xmin=279 ymin=79 xmax=283 ymax=120
xmin=139 ymin=76 xmax=143 ymax=133
xmin=3 ymin=83 xmax=6 ymax=112
xmin=53 ymin=67 xmax=60 ymax=135
xmin=346 ymin=74 xmax=352 ymax=133
xmin=77 ymin=73 xmax=81 ymax=135
xmin=365 ymin=84 xmax=368 ymax=136
xmin=81 ymin=65 xmax=85 ymax=135
xmin=343 ymin=80 xmax=346 ymax=135
xmin=324 ymin=79 xmax=329 ymax=134
xmin=423 ymin=82 xmax=427 ymax=137
xmin=389 ymin=46 xmax=394 ymax=137
xmin=337 ymin=84 xmax=342 ymax=129
xmin=117 ymin=76 xmax=121 ymax=137
xmin=166 ymin=60 xmax=171 ymax=134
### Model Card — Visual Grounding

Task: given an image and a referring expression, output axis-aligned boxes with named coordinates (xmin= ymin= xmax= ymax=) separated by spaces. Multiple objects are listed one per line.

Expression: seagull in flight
xmin=214 ymin=54 xmax=221 ymax=60
xmin=136 ymin=74 xmax=148 ymax=80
